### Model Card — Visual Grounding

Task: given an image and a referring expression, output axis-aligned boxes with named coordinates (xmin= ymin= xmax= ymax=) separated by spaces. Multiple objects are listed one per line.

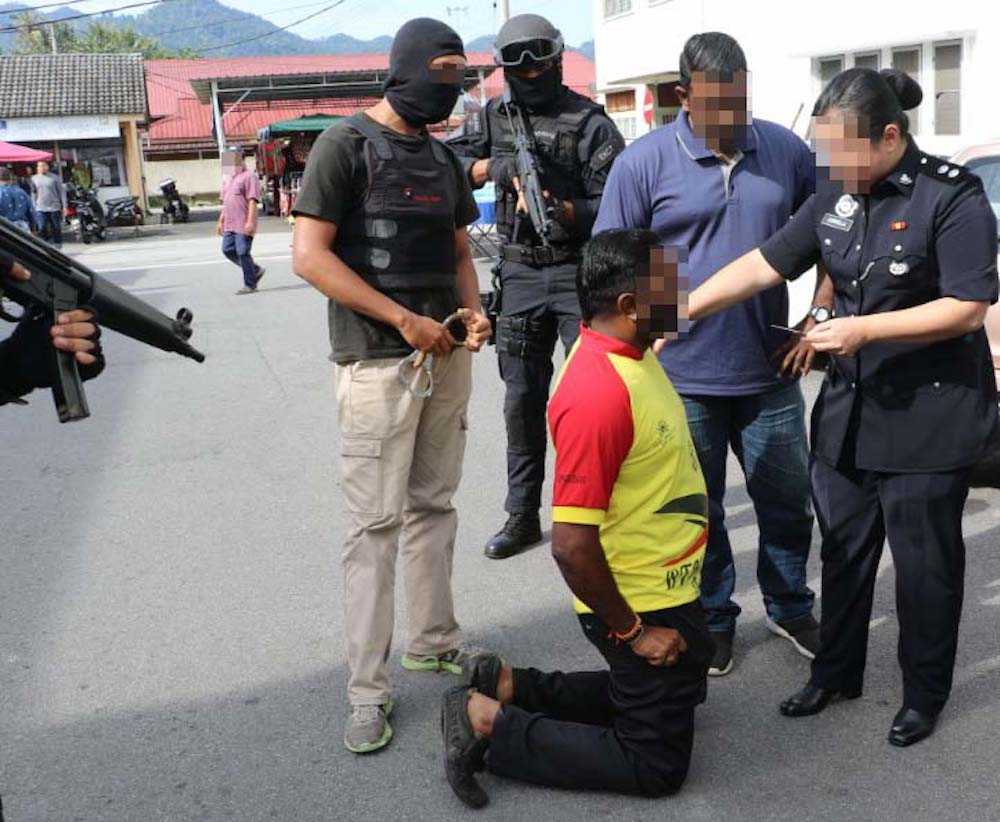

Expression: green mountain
xmin=0 ymin=0 xmax=591 ymax=58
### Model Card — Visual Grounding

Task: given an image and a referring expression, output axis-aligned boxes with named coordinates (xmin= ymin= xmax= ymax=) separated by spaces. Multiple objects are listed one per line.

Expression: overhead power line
xmin=0 ymin=0 xmax=172 ymax=33
xmin=140 ymin=0 xmax=342 ymax=42
xmin=196 ymin=0 xmax=348 ymax=54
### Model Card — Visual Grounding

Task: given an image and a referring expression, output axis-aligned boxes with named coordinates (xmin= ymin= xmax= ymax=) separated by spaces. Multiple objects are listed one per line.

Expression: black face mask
xmin=384 ymin=18 xmax=465 ymax=128
xmin=506 ymin=60 xmax=564 ymax=113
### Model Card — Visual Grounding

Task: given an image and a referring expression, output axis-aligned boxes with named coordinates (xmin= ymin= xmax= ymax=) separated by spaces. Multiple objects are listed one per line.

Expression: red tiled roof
xmin=143 ymin=52 xmax=596 ymax=153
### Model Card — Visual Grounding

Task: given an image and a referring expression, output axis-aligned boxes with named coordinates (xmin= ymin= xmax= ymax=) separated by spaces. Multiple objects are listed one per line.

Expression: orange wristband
xmin=614 ymin=615 xmax=643 ymax=644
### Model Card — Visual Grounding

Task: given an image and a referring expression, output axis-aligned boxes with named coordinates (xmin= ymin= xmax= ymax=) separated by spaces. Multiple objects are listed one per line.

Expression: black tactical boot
xmin=484 ymin=513 xmax=543 ymax=560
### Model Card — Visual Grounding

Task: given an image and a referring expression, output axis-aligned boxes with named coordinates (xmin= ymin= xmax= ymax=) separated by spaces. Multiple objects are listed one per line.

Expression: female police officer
xmin=674 ymin=67 xmax=999 ymax=747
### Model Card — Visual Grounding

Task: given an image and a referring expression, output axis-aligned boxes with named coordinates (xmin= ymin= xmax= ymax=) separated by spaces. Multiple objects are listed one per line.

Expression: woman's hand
xmin=804 ymin=316 xmax=871 ymax=357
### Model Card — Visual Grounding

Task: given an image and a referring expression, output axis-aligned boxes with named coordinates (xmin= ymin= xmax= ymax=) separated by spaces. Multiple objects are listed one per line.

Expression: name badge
xmin=821 ymin=213 xmax=854 ymax=232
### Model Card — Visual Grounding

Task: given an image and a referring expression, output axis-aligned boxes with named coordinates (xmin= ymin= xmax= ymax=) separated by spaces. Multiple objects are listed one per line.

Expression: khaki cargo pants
xmin=335 ymin=348 xmax=472 ymax=706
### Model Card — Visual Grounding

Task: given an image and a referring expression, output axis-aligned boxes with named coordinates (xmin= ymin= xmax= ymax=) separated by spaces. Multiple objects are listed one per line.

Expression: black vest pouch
xmin=335 ymin=115 xmax=459 ymax=292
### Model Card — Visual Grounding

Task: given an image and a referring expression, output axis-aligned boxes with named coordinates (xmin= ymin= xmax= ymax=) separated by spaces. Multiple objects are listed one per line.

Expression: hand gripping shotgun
xmin=0 ymin=217 xmax=205 ymax=422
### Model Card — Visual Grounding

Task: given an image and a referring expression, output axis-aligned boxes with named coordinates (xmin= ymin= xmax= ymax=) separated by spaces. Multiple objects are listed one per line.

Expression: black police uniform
xmin=448 ymin=89 xmax=624 ymax=516
xmin=760 ymin=138 xmax=999 ymax=716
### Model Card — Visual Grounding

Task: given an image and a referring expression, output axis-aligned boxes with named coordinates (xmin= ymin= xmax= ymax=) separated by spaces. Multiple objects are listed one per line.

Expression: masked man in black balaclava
xmin=448 ymin=14 xmax=625 ymax=561
xmin=291 ymin=17 xmax=493 ymax=756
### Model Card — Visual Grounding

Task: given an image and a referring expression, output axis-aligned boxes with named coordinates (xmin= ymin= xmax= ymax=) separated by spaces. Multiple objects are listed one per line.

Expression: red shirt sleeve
xmin=548 ymin=350 xmax=634 ymax=523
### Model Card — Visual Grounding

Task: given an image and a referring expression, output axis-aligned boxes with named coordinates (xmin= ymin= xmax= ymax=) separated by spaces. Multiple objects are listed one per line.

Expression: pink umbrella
xmin=0 ymin=141 xmax=54 ymax=163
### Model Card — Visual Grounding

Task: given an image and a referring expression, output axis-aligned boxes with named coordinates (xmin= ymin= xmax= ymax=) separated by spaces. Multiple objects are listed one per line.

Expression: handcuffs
xmin=396 ymin=311 xmax=468 ymax=398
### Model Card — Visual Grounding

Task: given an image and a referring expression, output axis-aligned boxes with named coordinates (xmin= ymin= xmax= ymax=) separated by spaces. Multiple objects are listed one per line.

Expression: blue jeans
xmin=222 ymin=231 xmax=259 ymax=288
xmin=681 ymin=382 xmax=814 ymax=633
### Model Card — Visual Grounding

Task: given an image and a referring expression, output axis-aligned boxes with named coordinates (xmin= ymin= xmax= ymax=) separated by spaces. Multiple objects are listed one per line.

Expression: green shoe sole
xmin=401 ymin=654 xmax=440 ymax=672
xmin=344 ymin=698 xmax=394 ymax=755
xmin=400 ymin=655 xmax=466 ymax=675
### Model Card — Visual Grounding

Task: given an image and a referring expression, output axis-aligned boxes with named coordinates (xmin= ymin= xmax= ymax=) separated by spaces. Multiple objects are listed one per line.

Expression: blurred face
xmin=222 ymin=151 xmax=243 ymax=174
xmin=37 ymin=161 xmax=49 ymax=175
xmin=813 ymin=111 xmax=903 ymax=194
xmin=507 ymin=58 xmax=555 ymax=81
xmin=677 ymin=70 xmax=750 ymax=154
xmin=429 ymin=53 xmax=467 ymax=83
xmin=622 ymin=247 xmax=689 ymax=348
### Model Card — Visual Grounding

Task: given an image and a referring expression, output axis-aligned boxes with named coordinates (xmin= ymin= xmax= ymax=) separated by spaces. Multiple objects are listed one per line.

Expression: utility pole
xmin=498 ymin=0 xmax=509 ymax=23
xmin=48 ymin=22 xmax=57 ymax=54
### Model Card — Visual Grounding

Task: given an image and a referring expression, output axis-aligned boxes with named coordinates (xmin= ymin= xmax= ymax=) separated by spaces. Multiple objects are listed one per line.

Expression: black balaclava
xmin=383 ymin=18 xmax=465 ymax=128
xmin=506 ymin=59 xmax=564 ymax=113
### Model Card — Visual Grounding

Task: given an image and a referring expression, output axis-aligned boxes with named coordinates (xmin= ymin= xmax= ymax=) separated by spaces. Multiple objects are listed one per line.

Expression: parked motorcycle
xmin=159 ymin=178 xmax=189 ymax=224
xmin=104 ymin=193 xmax=144 ymax=227
xmin=65 ymin=183 xmax=106 ymax=244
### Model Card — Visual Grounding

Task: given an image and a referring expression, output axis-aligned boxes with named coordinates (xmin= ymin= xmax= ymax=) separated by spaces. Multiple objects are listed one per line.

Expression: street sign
xmin=643 ymin=89 xmax=655 ymax=125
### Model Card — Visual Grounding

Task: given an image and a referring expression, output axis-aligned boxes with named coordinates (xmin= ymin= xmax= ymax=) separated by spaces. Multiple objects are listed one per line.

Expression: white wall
xmin=594 ymin=0 xmax=1000 ymax=154
xmin=143 ymin=157 xmax=256 ymax=198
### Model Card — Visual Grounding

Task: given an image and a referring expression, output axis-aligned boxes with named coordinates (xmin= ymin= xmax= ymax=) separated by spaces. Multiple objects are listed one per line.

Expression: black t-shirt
xmin=293 ymin=114 xmax=479 ymax=364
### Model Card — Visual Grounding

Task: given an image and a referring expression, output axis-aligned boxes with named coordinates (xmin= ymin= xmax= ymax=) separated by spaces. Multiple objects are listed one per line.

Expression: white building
xmin=593 ymin=0 xmax=1000 ymax=158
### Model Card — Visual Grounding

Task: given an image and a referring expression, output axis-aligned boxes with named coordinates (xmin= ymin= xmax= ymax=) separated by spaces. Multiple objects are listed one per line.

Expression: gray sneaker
xmin=402 ymin=645 xmax=490 ymax=676
xmin=344 ymin=698 xmax=394 ymax=754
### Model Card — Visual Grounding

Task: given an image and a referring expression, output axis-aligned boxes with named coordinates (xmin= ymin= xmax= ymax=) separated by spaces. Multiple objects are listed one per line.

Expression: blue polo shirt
xmin=594 ymin=110 xmax=815 ymax=396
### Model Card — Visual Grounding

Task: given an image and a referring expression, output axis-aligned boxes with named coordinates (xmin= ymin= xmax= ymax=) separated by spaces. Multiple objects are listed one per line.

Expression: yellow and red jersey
xmin=548 ymin=325 xmax=708 ymax=614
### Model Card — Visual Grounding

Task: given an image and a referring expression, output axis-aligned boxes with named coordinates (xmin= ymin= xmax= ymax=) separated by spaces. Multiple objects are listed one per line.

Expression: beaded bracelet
xmin=614 ymin=615 xmax=643 ymax=644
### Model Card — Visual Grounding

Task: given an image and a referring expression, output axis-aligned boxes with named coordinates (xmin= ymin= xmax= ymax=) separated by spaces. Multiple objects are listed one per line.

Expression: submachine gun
xmin=481 ymin=85 xmax=561 ymax=342
xmin=0 ymin=217 xmax=205 ymax=423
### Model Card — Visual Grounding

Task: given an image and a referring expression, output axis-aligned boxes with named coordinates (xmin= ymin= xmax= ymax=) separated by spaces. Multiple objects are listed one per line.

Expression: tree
xmin=11 ymin=10 xmax=76 ymax=54
xmin=9 ymin=12 xmax=195 ymax=58
xmin=73 ymin=22 xmax=197 ymax=58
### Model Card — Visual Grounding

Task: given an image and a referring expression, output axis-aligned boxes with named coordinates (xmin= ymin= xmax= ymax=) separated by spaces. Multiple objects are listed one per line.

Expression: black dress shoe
xmin=484 ymin=513 xmax=542 ymax=560
xmin=441 ymin=686 xmax=490 ymax=808
xmin=780 ymin=682 xmax=863 ymax=717
xmin=888 ymin=706 xmax=939 ymax=747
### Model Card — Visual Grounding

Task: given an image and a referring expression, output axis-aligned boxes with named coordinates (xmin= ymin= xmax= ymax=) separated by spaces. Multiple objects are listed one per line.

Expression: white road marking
xmin=91 ymin=253 xmax=292 ymax=274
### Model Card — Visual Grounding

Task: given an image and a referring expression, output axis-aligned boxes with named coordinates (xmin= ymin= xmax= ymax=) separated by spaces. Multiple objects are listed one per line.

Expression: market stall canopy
xmin=266 ymin=113 xmax=345 ymax=135
xmin=0 ymin=141 xmax=53 ymax=163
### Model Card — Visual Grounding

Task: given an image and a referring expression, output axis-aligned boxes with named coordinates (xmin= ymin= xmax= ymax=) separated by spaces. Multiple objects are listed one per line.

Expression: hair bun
xmin=879 ymin=68 xmax=923 ymax=110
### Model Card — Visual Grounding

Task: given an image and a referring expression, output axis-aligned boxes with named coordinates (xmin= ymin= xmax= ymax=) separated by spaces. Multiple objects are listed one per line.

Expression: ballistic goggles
xmin=494 ymin=35 xmax=564 ymax=68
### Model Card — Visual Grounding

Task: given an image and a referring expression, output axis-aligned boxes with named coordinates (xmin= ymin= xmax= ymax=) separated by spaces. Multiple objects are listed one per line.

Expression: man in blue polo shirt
xmin=595 ymin=32 xmax=826 ymax=676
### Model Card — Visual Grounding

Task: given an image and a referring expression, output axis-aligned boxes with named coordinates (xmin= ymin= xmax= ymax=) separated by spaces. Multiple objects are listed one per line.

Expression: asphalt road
xmin=2 ymin=217 xmax=999 ymax=822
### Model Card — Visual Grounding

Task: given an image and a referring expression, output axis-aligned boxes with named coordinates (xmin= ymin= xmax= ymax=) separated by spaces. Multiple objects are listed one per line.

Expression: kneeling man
xmin=441 ymin=229 xmax=713 ymax=806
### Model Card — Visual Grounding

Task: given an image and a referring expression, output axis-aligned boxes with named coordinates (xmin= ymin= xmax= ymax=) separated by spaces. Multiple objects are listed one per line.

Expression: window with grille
xmin=892 ymin=47 xmax=921 ymax=134
xmin=604 ymin=0 xmax=632 ymax=17
xmin=818 ymin=56 xmax=844 ymax=89
xmin=934 ymin=42 xmax=961 ymax=135
xmin=613 ymin=115 xmax=637 ymax=141
xmin=854 ymin=52 xmax=880 ymax=71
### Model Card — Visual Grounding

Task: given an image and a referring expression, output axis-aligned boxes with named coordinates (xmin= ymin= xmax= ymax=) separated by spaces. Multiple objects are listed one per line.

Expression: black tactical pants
xmin=496 ymin=259 xmax=581 ymax=514
xmin=487 ymin=603 xmax=713 ymax=796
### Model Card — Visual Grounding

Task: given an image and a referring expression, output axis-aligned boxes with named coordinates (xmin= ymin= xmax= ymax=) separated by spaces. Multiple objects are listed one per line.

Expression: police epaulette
xmin=917 ymin=154 xmax=970 ymax=185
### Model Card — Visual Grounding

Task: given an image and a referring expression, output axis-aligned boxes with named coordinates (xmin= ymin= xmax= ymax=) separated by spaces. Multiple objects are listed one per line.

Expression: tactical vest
xmin=487 ymin=93 xmax=599 ymax=247
xmin=334 ymin=114 xmax=460 ymax=292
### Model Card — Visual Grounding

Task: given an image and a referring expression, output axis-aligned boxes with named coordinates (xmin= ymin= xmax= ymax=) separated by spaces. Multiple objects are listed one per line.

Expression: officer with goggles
xmin=448 ymin=13 xmax=625 ymax=560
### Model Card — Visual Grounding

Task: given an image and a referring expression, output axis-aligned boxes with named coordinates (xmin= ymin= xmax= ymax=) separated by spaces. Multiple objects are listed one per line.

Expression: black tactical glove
xmin=0 ymin=306 xmax=105 ymax=403
xmin=487 ymin=156 xmax=518 ymax=191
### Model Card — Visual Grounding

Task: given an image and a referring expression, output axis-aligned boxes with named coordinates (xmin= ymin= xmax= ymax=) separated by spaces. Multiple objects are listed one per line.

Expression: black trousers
xmin=39 ymin=210 xmax=63 ymax=247
xmin=497 ymin=260 xmax=580 ymax=514
xmin=809 ymin=457 xmax=969 ymax=714
xmin=488 ymin=603 xmax=712 ymax=797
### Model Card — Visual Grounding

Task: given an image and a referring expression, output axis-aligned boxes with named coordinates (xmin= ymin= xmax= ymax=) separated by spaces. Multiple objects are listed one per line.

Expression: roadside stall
xmin=256 ymin=113 xmax=344 ymax=217
xmin=0 ymin=140 xmax=53 ymax=192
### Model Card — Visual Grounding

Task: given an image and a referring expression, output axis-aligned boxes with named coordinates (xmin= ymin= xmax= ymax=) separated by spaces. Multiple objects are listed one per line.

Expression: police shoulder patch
xmin=918 ymin=154 xmax=971 ymax=186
